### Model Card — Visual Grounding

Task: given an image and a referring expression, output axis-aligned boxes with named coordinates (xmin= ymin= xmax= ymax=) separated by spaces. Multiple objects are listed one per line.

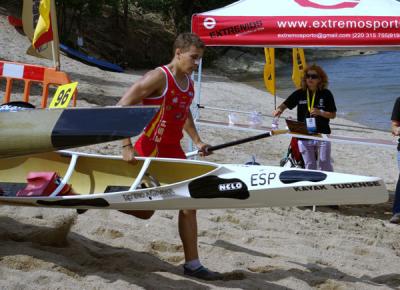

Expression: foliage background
xmin=50 ymin=0 xmax=236 ymax=67
xmin=4 ymin=1 xmax=368 ymax=70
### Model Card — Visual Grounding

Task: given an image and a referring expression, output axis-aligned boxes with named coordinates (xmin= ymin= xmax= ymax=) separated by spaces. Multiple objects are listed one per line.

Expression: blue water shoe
xmin=183 ymin=265 xmax=223 ymax=280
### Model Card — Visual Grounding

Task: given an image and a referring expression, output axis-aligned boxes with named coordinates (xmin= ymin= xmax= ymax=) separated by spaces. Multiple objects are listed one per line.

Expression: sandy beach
xmin=1 ymin=13 xmax=400 ymax=290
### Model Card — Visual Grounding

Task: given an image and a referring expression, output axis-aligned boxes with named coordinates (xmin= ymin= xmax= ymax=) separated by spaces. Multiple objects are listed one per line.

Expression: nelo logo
xmin=218 ymin=182 xmax=243 ymax=191
xmin=203 ymin=17 xmax=216 ymax=30
xmin=294 ymin=0 xmax=360 ymax=9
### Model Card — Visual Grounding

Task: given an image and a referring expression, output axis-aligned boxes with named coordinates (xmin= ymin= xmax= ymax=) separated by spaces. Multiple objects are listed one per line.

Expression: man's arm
xmin=118 ymin=69 xmax=165 ymax=161
xmin=117 ymin=69 xmax=165 ymax=106
xmin=184 ymin=111 xmax=210 ymax=156
xmin=184 ymin=111 xmax=202 ymax=145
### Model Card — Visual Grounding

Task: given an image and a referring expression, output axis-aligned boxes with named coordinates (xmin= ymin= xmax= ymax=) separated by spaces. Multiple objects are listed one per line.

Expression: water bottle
xmin=271 ymin=117 xmax=279 ymax=130
xmin=249 ymin=111 xmax=263 ymax=128
xmin=228 ymin=112 xmax=237 ymax=126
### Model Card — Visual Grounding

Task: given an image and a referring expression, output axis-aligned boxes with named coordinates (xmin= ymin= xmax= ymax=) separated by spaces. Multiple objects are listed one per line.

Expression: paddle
xmin=186 ymin=129 xmax=289 ymax=157
xmin=186 ymin=119 xmax=323 ymax=157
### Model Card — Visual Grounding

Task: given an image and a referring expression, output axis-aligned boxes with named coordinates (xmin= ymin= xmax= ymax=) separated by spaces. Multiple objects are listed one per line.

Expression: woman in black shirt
xmin=272 ymin=64 xmax=337 ymax=171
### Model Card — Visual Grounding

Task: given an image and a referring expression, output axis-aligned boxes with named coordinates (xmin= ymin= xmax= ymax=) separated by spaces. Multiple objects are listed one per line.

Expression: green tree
xmin=56 ymin=0 xmax=106 ymax=40
xmin=55 ymin=0 xmax=236 ymax=38
xmin=137 ymin=0 xmax=236 ymax=32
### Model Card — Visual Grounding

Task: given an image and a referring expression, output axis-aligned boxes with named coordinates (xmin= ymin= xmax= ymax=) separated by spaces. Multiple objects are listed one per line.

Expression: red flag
xmin=23 ymin=0 xmax=60 ymax=67
xmin=32 ymin=0 xmax=53 ymax=49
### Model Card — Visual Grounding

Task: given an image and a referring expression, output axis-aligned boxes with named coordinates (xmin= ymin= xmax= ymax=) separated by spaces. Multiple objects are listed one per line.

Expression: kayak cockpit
xmin=0 ymin=150 xmax=220 ymax=196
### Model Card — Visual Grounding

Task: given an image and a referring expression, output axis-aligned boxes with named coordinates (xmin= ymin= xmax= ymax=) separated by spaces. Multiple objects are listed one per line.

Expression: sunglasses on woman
xmin=306 ymin=73 xmax=319 ymax=80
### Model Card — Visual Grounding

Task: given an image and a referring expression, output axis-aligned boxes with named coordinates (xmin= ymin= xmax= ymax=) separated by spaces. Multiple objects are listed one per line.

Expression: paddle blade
xmin=0 ymin=106 xmax=158 ymax=158
xmin=271 ymin=129 xmax=289 ymax=136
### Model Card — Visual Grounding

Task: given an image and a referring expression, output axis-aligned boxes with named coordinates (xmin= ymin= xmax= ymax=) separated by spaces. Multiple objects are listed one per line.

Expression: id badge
xmin=306 ymin=117 xmax=317 ymax=134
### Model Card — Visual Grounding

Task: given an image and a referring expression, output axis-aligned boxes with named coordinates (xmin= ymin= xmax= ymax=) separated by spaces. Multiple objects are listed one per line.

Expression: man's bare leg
xmin=179 ymin=209 xmax=199 ymax=261
xmin=119 ymin=210 xmax=155 ymax=219
xmin=179 ymin=209 xmax=222 ymax=280
xmin=122 ymin=209 xmax=199 ymax=259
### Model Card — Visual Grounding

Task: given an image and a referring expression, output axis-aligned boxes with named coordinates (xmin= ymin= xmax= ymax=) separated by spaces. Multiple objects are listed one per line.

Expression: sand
xmin=1 ymin=13 xmax=400 ymax=290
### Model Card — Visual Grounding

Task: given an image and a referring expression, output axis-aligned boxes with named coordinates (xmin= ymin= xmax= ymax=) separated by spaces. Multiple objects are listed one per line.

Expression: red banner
xmin=192 ymin=15 xmax=400 ymax=47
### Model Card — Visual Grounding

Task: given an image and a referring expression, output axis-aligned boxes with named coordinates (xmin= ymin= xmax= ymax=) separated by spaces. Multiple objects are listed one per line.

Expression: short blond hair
xmin=173 ymin=33 xmax=205 ymax=53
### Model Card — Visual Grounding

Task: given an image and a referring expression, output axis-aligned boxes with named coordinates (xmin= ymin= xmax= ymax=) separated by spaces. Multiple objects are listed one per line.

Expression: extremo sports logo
xmin=203 ymin=17 xmax=216 ymax=29
xmin=294 ymin=0 xmax=361 ymax=9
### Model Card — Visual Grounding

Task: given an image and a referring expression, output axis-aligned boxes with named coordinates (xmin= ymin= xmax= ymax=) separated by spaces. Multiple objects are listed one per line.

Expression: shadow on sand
xmin=0 ymin=215 xmax=291 ymax=289
xmin=203 ymin=239 xmax=398 ymax=289
xmin=303 ymin=191 xmax=394 ymax=220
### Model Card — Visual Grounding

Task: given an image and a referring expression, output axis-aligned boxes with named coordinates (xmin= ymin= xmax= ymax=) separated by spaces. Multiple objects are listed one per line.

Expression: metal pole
xmin=188 ymin=58 xmax=203 ymax=158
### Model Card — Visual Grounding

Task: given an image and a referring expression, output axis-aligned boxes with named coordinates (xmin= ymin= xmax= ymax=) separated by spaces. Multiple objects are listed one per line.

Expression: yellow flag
xmin=292 ymin=48 xmax=307 ymax=89
xmin=32 ymin=0 xmax=53 ymax=48
xmin=263 ymin=48 xmax=275 ymax=95
xmin=22 ymin=0 xmax=60 ymax=67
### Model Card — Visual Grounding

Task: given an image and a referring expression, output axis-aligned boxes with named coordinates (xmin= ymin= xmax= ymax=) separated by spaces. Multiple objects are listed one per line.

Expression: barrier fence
xmin=0 ymin=60 xmax=76 ymax=108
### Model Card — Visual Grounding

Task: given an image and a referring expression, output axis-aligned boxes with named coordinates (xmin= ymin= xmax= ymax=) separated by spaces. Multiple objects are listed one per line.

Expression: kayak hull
xmin=60 ymin=44 xmax=124 ymax=73
xmin=0 ymin=151 xmax=388 ymax=210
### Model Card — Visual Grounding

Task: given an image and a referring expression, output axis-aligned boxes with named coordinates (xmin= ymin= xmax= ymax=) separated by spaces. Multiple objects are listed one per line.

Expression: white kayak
xmin=0 ymin=151 xmax=388 ymax=210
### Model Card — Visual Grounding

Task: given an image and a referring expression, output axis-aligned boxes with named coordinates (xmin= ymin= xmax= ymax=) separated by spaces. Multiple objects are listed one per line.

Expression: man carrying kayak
xmin=117 ymin=32 xmax=222 ymax=280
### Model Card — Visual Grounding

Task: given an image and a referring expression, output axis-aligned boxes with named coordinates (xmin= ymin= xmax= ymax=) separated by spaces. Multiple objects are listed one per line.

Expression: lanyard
xmin=306 ymin=89 xmax=316 ymax=113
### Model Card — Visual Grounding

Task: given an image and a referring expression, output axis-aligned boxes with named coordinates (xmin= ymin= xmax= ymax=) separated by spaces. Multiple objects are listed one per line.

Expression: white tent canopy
xmin=192 ymin=0 xmax=400 ymax=47
xmin=188 ymin=0 xmax=399 ymax=151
